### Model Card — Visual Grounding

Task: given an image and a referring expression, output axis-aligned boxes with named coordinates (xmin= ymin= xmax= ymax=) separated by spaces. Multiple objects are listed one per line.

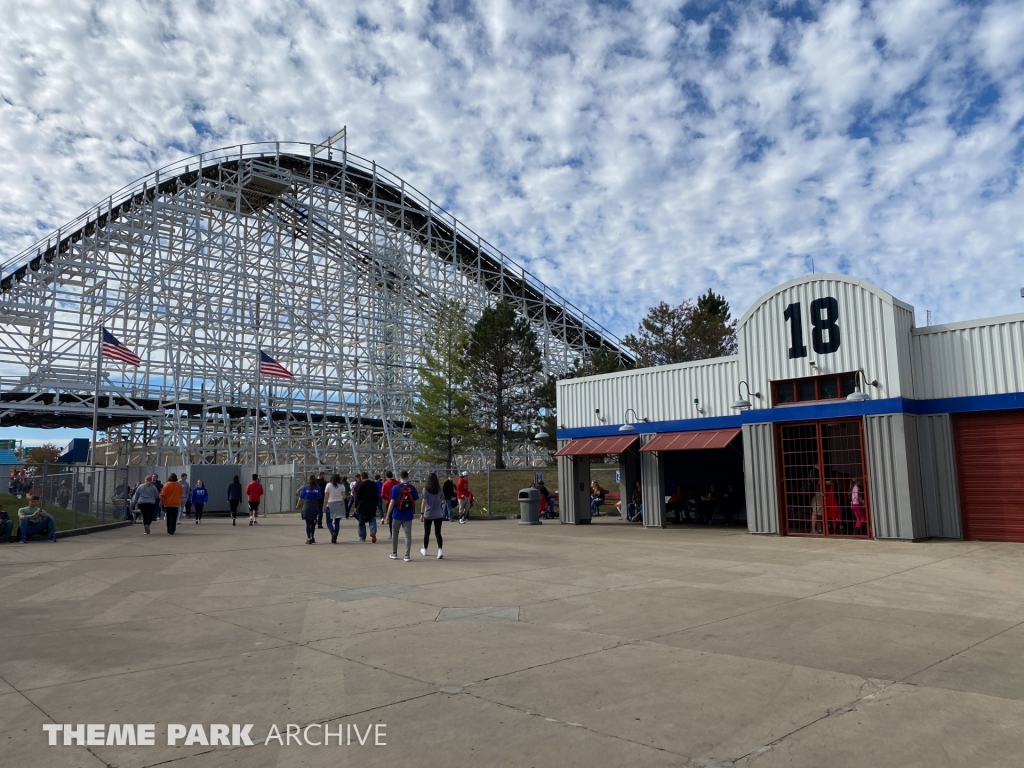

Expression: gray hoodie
xmin=131 ymin=483 xmax=161 ymax=506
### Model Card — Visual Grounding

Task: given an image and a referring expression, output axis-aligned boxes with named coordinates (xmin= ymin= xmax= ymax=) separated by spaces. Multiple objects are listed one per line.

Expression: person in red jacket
xmin=456 ymin=472 xmax=473 ymax=524
xmin=246 ymin=474 xmax=264 ymax=526
xmin=380 ymin=471 xmax=399 ymax=534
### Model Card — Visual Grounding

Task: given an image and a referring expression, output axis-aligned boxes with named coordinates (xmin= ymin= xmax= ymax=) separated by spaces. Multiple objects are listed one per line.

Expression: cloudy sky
xmin=2 ymin=0 xmax=1023 ymax=340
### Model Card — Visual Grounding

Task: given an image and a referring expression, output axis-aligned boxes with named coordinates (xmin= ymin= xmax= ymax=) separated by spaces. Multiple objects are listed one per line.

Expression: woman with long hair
xmin=297 ymin=473 xmax=323 ymax=544
xmin=191 ymin=479 xmax=209 ymax=523
xmin=420 ymin=472 xmax=445 ymax=559
xmin=324 ymin=473 xmax=347 ymax=544
xmin=851 ymin=478 xmax=866 ymax=535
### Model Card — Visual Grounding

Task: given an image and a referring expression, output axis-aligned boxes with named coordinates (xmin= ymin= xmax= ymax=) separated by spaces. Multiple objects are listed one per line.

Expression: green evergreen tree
xmin=622 ymin=290 xmax=737 ymax=366
xmin=410 ymin=301 xmax=476 ymax=471
xmin=466 ymin=301 xmax=542 ymax=469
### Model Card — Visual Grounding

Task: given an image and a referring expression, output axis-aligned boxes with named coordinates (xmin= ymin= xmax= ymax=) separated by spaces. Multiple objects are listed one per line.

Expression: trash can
xmin=518 ymin=488 xmax=542 ymax=525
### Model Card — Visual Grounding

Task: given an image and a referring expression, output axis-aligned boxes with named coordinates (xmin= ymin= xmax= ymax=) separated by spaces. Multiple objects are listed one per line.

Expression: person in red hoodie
xmin=380 ymin=471 xmax=399 ymax=535
xmin=456 ymin=471 xmax=473 ymax=524
xmin=246 ymin=474 xmax=264 ymax=526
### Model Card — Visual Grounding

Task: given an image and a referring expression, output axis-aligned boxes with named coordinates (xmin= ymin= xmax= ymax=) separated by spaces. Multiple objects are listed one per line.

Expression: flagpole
xmin=90 ymin=325 xmax=102 ymax=518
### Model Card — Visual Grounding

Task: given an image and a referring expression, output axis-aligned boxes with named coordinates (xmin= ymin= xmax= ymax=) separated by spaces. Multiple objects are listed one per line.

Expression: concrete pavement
xmin=2 ymin=516 xmax=1023 ymax=767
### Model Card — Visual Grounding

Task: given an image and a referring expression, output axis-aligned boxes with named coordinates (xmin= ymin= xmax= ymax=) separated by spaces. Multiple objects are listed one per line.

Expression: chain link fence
xmin=10 ymin=464 xmax=133 ymax=532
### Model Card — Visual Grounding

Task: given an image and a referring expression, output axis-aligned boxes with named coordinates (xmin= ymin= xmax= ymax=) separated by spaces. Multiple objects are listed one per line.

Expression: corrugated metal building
xmin=556 ymin=274 xmax=1024 ymax=542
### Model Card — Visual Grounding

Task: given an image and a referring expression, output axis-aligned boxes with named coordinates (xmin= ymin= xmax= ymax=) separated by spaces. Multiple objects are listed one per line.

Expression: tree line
xmin=411 ymin=290 xmax=737 ymax=468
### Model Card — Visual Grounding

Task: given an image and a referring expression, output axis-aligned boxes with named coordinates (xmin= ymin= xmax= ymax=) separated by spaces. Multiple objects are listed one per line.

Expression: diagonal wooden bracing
xmin=0 ymin=141 xmax=630 ymax=473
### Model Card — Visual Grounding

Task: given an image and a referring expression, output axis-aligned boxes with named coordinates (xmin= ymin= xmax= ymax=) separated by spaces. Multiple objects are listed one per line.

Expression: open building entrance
xmin=641 ymin=430 xmax=746 ymax=527
xmin=776 ymin=419 xmax=871 ymax=538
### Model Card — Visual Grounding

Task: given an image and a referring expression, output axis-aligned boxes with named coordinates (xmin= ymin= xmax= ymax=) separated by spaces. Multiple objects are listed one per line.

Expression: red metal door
xmin=954 ymin=410 xmax=1024 ymax=542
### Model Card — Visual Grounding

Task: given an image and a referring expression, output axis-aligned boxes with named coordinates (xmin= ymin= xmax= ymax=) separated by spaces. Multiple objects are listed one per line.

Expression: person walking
xmin=354 ymin=471 xmax=379 ymax=543
xmin=341 ymin=475 xmax=352 ymax=518
xmin=178 ymin=473 xmax=191 ymax=523
xmin=380 ymin=471 xmax=398 ymax=532
xmin=160 ymin=474 xmax=183 ymax=535
xmin=386 ymin=470 xmax=419 ymax=561
xmin=315 ymin=472 xmax=328 ymax=530
xmin=151 ymin=475 xmax=163 ymax=519
xmin=324 ymin=473 xmax=347 ymax=544
xmin=191 ymin=480 xmax=209 ymax=523
xmin=442 ymin=473 xmax=456 ymax=521
xmin=246 ymin=474 xmax=264 ymax=525
xmin=131 ymin=475 xmax=160 ymax=534
xmin=297 ymin=474 xmax=323 ymax=544
xmin=227 ymin=475 xmax=243 ymax=526
xmin=420 ymin=472 xmax=445 ymax=559
xmin=456 ymin=471 xmax=473 ymax=524
xmin=851 ymin=479 xmax=866 ymax=535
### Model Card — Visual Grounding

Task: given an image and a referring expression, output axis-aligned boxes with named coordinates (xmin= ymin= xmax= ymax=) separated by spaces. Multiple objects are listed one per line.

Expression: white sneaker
xmin=403 ymin=555 xmax=411 ymax=562
xmin=437 ymin=549 xmax=443 ymax=559
xmin=389 ymin=553 xmax=398 ymax=560
xmin=420 ymin=548 xmax=428 ymax=557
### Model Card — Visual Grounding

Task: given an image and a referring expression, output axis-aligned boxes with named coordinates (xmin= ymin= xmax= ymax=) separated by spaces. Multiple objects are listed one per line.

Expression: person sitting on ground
xmin=18 ymin=495 xmax=56 ymax=543
xmin=0 ymin=503 xmax=13 ymax=543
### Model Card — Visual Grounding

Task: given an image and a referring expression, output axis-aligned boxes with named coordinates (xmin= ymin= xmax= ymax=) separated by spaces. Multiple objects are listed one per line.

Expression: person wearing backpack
xmin=385 ymin=470 xmax=419 ymax=562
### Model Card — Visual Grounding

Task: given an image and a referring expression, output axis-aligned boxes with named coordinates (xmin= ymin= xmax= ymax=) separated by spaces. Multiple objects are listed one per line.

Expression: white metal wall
xmin=556 ymin=446 xmax=575 ymax=524
xmin=738 ymin=274 xmax=911 ymax=407
xmin=914 ymin=414 xmax=962 ymax=538
xmin=911 ymin=313 xmax=1024 ymax=399
xmin=557 ymin=357 xmax=739 ymax=429
xmin=742 ymin=423 xmax=778 ymax=534
xmin=863 ymin=414 xmax=926 ymax=540
xmin=639 ymin=434 xmax=665 ymax=528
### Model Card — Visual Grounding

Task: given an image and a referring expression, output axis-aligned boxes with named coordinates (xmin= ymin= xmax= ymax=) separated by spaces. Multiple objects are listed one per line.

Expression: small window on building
xmin=772 ymin=373 xmax=861 ymax=406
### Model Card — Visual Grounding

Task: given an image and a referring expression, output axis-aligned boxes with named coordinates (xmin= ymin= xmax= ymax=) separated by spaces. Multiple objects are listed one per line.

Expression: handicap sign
xmin=615 ymin=470 xmax=620 ymax=484
xmin=535 ymin=471 xmax=543 ymax=483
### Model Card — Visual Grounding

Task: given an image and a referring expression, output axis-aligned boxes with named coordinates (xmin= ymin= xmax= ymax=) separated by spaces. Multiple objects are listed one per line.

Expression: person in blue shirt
xmin=191 ymin=480 xmax=209 ymax=524
xmin=296 ymin=474 xmax=323 ymax=544
xmin=385 ymin=470 xmax=419 ymax=561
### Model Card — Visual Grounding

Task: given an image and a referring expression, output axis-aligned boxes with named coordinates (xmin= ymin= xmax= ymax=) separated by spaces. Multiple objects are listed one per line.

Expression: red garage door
xmin=954 ymin=411 xmax=1024 ymax=542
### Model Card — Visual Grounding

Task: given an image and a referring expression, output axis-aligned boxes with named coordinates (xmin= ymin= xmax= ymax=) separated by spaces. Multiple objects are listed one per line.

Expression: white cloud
xmin=1 ymin=0 xmax=1022 ymax=340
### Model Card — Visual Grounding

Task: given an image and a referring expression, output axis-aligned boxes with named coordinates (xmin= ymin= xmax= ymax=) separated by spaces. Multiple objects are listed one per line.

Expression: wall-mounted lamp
xmin=618 ymin=408 xmax=648 ymax=433
xmin=731 ymin=380 xmax=762 ymax=410
xmin=693 ymin=397 xmax=706 ymax=416
xmin=594 ymin=408 xmax=606 ymax=423
xmin=847 ymin=368 xmax=879 ymax=402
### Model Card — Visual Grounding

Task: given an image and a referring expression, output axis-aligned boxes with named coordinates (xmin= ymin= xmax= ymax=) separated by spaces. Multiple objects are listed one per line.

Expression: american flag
xmin=259 ymin=351 xmax=294 ymax=379
xmin=101 ymin=328 xmax=141 ymax=366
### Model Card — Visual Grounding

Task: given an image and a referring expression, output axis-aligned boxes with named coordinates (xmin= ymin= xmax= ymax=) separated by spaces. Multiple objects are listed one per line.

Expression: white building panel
xmin=863 ymin=414 xmax=926 ymax=540
xmin=742 ymin=422 xmax=778 ymax=534
xmin=915 ymin=414 xmax=962 ymax=538
xmin=738 ymin=274 xmax=911 ymax=406
xmin=556 ymin=357 xmax=739 ymax=429
xmin=911 ymin=313 xmax=1024 ymax=399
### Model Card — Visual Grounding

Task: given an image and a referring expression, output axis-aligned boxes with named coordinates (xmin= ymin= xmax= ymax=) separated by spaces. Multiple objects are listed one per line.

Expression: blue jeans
xmin=627 ymin=503 xmax=642 ymax=522
xmin=326 ymin=515 xmax=341 ymax=536
xmin=358 ymin=516 xmax=377 ymax=541
xmin=1 ymin=519 xmax=12 ymax=542
xmin=20 ymin=517 xmax=56 ymax=542
xmin=590 ymin=498 xmax=603 ymax=515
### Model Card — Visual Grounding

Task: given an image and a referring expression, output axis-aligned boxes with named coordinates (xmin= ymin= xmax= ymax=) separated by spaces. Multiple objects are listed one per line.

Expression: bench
xmin=595 ymin=491 xmax=621 ymax=517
